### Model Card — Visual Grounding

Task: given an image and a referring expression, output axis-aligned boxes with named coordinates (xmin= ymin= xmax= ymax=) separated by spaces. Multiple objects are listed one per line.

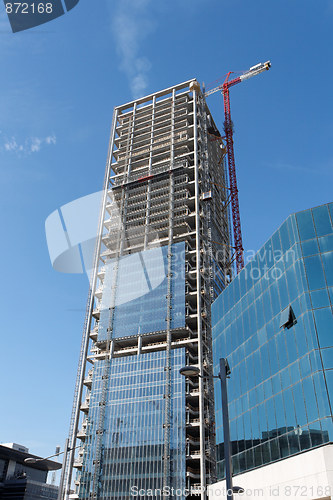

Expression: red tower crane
xmin=205 ymin=61 xmax=271 ymax=274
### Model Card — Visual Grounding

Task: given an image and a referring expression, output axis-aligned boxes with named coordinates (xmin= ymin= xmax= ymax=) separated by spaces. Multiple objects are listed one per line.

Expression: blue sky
xmin=0 ymin=0 xmax=332 ymax=464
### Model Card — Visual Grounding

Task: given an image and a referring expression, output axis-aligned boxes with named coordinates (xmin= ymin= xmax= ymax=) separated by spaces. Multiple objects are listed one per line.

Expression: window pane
xmin=278 ymin=275 xmax=289 ymax=309
xmin=320 ymin=417 xmax=333 ymax=442
xmin=269 ymin=281 xmax=281 ymax=316
xmin=280 ymin=222 xmax=291 ymax=253
xmin=271 ymin=229 xmax=282 ymax=253
xmin=312 ymin=205 xmax=333 ymax=237
xmin=308 ymin=420 xmax=323 ymax=447
xmin=299 ymin=354 xmax=311 ymax=378
xmin=288 ymin=215 xmax=299 ymax=244
xmin=302 ymin=376 xmax=319 ymax=423
xmin=309 ymin=349 xmax=322 ymax=372
xmin=296 ymin=210 xmax=316 ymax=241
xmin=293 ymin=321 xmax=308 ymax=357
xmin=324 ymin=369 xmax=333 ymax=406
xmin=286 ymin=332 xmax=298 ymax=366
xmin=263 ymin=379 xmax=273 ymax=399
xmin=274 ymin=393 xmax=286 ymax=429
xmin=321 ymin=347 xmax=333 ymax=370
xmin=289 ymin=360 xmax=301 ymax=385
xmin=285 ymin=266 xmax=299 ymax=302
xmin=288 ymin=429 xmax=300 ymax=454
xmin=292 ymin=383 xmax=307 ymax=426
xmin=314 ymin=307 xmax=333 ymax=348
xmin=313 ymin=371 xmax=330 ymax=417
xmin=311 ymin=289 xmax=330 ymax=309
xmin=303 ymin=311 xmax=319 ymax=350
xmin=318 ymin=234 xmax=333 ymax=253
xmin=299 ymin=425 xmax=311 ymax=450
xmin=329 ymin=203 xmax=333 ymax=225
xmin=283 ymin=388 xmax=296 ymax=428
xmin=329 ymin=287 xmax=333 ymax=304
xmin=301 ymin=238 xmax=319 ymax=257
xmin=304 ymin=255 xmax=326 ymax=290
xmin=321 ymin=252 xmax=333 ymax=287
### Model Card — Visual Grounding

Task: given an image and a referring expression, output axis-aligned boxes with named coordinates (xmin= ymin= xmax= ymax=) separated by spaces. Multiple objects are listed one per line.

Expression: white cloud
xmin=0 ymin=134 xmax=57 ymax=156
xmin=4 ymin=138 xmax=18 ymax=152
xmin=112 ymin=0 xmax=155 ymax=99
xmin=30 ymin=137 xmax=42 ymax=153
xmin=45 ymin=135 xmax=56 ymax=145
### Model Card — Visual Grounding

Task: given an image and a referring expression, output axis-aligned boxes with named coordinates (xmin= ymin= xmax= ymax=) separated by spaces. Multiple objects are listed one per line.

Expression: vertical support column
xmin=199 ymin=95 xmax=216 ymax=483
xmin=144 ymin=95 xmax=156 ymax=250
xmin=193 ymin=87 xmax=206 ymax=499
xmin=91 ymin=103 xmax=137 ymax=499
xmin=62 ymin=108 xmax=119 ymax=500
xmin=163 ymin=88 xmax=176 ymax=495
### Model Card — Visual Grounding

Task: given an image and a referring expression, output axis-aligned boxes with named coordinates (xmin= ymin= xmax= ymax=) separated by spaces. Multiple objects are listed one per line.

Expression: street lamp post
xmin=219 ymin=358 xmax=233 ymax=500
xmin=24 ymin=440 xmax=77 ymax=500
xmin=57 ymin=439 xmax=69 ymax=500
xmin=180 ymin=358 xmax=242 ymax=500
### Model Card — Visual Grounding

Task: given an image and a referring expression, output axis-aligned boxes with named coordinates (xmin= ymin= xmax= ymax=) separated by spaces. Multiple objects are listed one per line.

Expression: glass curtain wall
xmin=78 ymin=349 xmax=186 ymax=499
xmin=98 ymin=242 xmax=186 ymax=341
xmin=212 ymin=202 xmax=333 ymax=478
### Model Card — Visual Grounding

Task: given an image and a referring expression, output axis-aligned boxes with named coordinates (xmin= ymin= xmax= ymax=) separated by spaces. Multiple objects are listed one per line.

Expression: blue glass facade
xmin=78 ymin=349 xmax=186 ymax=498
xmin=212 ymin=203 xmax=333 ymax=479
xmin=98 ymin=242 xmax=186 ymax=340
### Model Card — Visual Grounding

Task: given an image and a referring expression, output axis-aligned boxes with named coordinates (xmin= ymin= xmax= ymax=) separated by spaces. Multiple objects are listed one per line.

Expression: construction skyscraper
xmin=62 ymin=79 xmax=232 ymax=500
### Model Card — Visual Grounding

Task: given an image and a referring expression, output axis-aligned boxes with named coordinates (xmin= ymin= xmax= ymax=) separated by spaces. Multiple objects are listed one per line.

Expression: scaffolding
xmin=61 ymin=79 xmax=231 ymax=500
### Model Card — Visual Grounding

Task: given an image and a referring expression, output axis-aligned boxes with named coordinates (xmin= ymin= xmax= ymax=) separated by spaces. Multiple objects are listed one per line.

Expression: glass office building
xmin=212 ymin=202 xmax=333 ymax=479
xmin=62 ymin=80 xmax=232 ymax=499
xmin=0 ymin=444 xmax=60 ymax=500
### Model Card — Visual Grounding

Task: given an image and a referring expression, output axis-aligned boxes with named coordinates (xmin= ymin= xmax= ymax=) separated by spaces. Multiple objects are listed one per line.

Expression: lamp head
xmin=233 ymin=486 xmax=245 ymax=494
xmin=179 ymin=366 xmax=200 ymax=377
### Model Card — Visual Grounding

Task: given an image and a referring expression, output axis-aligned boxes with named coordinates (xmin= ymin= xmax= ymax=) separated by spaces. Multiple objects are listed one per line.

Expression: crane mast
xmin=205 ymin=60 xmax=271 ymax=274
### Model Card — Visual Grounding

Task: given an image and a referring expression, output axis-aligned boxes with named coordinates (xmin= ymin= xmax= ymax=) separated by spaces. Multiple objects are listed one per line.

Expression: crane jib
xmin=205 ymin=60 xmax=271 ymax=273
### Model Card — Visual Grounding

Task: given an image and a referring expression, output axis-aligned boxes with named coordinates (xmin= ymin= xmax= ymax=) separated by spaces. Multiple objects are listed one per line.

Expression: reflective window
xmin=302 ymin=376 xmax=319 ymax=423
xmin=296 ymin=210 xmax=316 ymax=241
xmin=325 ymin=370 xmax=333 ymax=408
xmin=289 ymin=360 xmax=301 ymax=385
xmin=304 ymin=255 xmax=326 ymax=290
xmin=321 ymin=348 xmax=333 ymax=370
xmin=313 ymin=371 xmax=331 ymax=417
xmin=299 ymin=355 xmax=311 ymax=378
xmin=286 ymin=216 xmax=298 ymax=246
xmin=321 ymin=252 xmax=333 ymax=287
xmin=280 ymin=222 xmax=291 ymax=253
xmin=311 ymin=289 xmax=330 ymax=309
xmin=318 ymin=234 xmax=333 ymax=253
xmin=302 ymin=312 xmax=318 ymax=350
xmin=314 ymin=307 xmax=333 ymax=348
xmin=301 ymin=238 xmax=319 ymax=257
xmin=329 ymin=203 xmax=333 ymax=224
xmin=320 ymin=417 xmax=333 ymax=442
xmin=292 ymin=384 xmax=307 ymax=426
xmin=312 ymin=205 xmax=333 ymax=237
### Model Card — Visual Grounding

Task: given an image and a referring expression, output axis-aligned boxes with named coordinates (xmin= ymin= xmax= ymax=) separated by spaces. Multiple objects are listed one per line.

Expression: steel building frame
xmin=61 ymin=79 xmax=231 ymax=500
